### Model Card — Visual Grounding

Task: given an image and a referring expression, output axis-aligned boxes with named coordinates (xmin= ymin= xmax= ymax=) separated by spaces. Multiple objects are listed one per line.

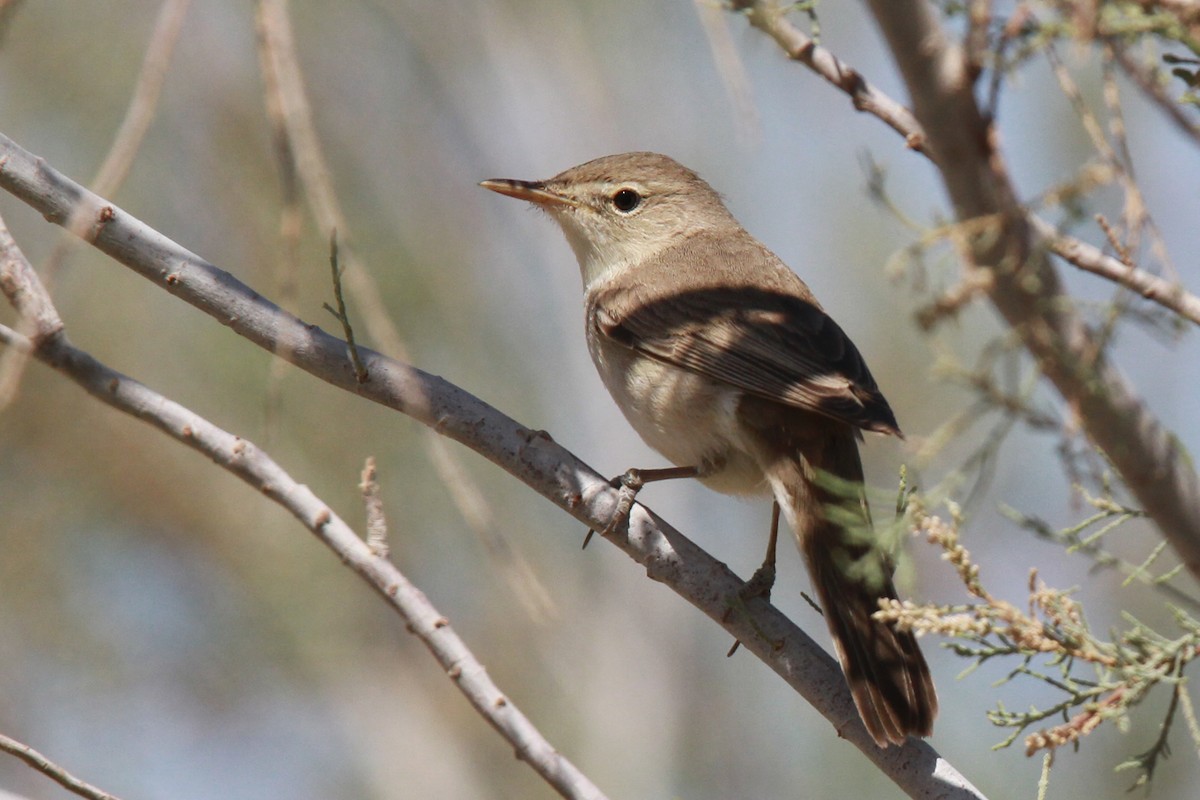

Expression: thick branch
xmin=862 ymin=1 xmax=1200 ymax=579
xmin=731 ymin=1 xmax=1200 ymax=577
xmin=0 ymin=132 xmax=984 ymax=799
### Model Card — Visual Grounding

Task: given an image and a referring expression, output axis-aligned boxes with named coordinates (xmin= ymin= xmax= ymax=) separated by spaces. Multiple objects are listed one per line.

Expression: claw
xmin=583 ymin=465 xmax=699 ymax=547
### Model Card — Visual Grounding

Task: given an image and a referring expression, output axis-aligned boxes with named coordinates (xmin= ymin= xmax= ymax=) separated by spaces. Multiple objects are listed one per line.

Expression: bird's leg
xmin=744 ymin=501 xmax=780 ymax=600
xmin=583 ymin=465 xmax=702 ymax=548
xmin=726 ymin=502 xmax=781 ymax=656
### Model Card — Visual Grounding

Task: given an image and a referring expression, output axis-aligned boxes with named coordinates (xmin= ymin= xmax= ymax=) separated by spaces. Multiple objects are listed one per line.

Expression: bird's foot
xmin=725 ymin=559 xmax=778 ymax=656
xmin=583 ymin=469 xmax=646 ymax=548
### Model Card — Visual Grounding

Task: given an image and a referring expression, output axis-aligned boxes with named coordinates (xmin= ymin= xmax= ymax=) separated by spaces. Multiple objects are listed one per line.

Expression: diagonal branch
xmin=0 ymin=213 xmax=607 ymax=800
xmin=0 ymin=731 xmax=121 ymax=800
xmin=0 ymin=132 xmax=986 ymax=800
xmin=733 ymin=0 xmax=1200 ymax=329
xmin=1030 ymin=216 xmax=1200 ymax=326
xmin=861 ymin=0 xmax=1200 ymax=579
xmin=732 ymin=0 xmax=932 ymax=154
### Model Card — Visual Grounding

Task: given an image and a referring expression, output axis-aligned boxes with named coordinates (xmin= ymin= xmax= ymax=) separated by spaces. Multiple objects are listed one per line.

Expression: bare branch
xmin=731 ymin=0 xmax=932 ymax=154
xmin=1030 ymin=216 xmax=1200 ymax=326
xmin=0 ymin=132 xmax=986 ymax=800
xmin=0 ymin=214 xmax=607 ymax=800
xmin=733 ymin=1 xmax=1200 ymax=327
xmin=864 ymin=0 xmax=1200 ymax=577
xmin=0 ymin=732 xmax=121 ymax=800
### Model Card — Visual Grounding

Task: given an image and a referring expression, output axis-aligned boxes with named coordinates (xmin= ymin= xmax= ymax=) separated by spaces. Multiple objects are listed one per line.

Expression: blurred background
xmin=1 ymin=1 xmax=1198 ymax=798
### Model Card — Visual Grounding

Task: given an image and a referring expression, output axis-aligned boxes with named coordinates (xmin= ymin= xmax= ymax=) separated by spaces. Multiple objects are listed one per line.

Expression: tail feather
xmin=804 ymin=530 xmax=937 ymax=744
xmin=746 ymin=405 xmax=937 ymax=746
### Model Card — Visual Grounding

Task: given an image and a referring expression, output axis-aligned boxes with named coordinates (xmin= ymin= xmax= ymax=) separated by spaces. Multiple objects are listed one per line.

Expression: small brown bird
xmin=482 ymin=152 xmax=936 ymax=746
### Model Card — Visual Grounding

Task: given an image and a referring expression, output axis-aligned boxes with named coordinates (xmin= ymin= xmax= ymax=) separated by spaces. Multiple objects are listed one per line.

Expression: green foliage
xmin=879 ymin=497 xmax=1200 ymax=788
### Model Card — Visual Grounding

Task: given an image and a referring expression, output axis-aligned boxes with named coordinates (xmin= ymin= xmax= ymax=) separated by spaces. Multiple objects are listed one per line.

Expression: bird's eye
xmin=611 ymin=188 xmax=642 ymax=213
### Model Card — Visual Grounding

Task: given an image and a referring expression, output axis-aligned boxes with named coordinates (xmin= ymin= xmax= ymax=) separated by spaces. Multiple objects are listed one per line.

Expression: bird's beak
xmin=479 ymin=178 xmax=578 ymax=208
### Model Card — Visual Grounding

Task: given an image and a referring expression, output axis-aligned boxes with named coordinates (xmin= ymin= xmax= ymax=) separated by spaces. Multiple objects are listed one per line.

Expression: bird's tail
xmin=763 ymin=428 xmax=937 ymax=746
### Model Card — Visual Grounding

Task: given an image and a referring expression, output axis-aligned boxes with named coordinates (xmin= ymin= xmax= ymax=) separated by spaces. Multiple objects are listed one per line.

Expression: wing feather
xmin=592 ymin=278 xmax=900 ymax=436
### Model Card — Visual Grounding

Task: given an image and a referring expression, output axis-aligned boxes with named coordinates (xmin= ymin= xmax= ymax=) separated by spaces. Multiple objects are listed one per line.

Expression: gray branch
xmin=0 ymin=132 xmax=985 ymax=799
xmin=0 ymin=212 xmax=607 ymax=800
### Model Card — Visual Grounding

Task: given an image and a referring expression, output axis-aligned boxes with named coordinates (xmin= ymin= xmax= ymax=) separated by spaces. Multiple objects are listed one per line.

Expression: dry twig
xmin=0 ymin=732 xmax=121 ymax=800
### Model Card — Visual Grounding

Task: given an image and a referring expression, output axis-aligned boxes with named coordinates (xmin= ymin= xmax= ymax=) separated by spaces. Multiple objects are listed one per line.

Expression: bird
xmin=481 ymin=152 xmax=936 ymax=746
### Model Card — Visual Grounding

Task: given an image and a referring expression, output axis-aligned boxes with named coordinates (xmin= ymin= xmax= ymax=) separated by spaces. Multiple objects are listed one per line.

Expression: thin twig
xmin=1029 ymin=216 xmax=1200 ymax=326
xmin=323 ymin=230 xmax=369 ymax=383
xmin=1044 ymin=36 xmax=1177 ymax=303
xmin=731 ymin=0 xmax=932 ymax=154
xmin=0 ymin=132 xmax=985 ymax=800
xmin=0 ymin=732 xmax=121 ymax=800
xmin=361 ymin=456 xmax=389 ymax=558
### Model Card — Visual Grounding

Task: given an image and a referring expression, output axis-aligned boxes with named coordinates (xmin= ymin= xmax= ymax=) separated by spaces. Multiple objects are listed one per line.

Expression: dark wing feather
xmin=593 ymin=284 xmax=901 ymax=436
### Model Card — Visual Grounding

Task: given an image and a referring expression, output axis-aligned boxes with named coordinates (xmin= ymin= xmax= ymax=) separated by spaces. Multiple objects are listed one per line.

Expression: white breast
xmin=585 ymin=325 xmax=769 ymax=497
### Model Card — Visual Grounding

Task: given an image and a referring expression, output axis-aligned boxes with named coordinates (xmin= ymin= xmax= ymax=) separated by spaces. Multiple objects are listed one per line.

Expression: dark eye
xmin=611 ymin=188 xmax=642 ymax=213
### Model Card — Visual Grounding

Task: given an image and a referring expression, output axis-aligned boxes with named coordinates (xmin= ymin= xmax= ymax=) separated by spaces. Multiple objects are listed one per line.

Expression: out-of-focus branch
xmin=0 ymin=132 xmax=985 ymax=800
xmin=732 ymin=0 xmax=932 ymax=154
xmin=0 ymin=0 xmax=189 ymax=410
xmin=1109 ymin=43 xmax=1200 ymax=148
xmin=731 ymin=1 xmax=1200 ymax=579
xmin=253 ymin=0 xmax=556 ymax=623
xmin=87 ymin=0 xmax=192 ymax=199
xmin=694 ymin=0 xmax=761 ymax=145
xmin=0 ymin=732 xmax=120 ymax=800
xmin=861 ymin=0 xmax=1200 ymax=579
xmin=1030 ymin=216 xmax=1200 ymax=326
xmin=0 ymin=0 xmax=27 ymax=45
xmin=732 ymin=1 xmax=1200 ymax=329
xmin=0 ymin=213 xmax=607 ymax=800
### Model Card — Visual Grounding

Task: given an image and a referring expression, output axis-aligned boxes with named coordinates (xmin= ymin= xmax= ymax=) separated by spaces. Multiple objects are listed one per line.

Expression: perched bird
xmin=482 ymin=152 xmax=936 ymax=746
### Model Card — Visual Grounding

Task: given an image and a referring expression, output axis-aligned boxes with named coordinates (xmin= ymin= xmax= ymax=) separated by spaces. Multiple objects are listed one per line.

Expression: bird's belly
xmin=588 ymin=337 xmax=768 ymax=496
